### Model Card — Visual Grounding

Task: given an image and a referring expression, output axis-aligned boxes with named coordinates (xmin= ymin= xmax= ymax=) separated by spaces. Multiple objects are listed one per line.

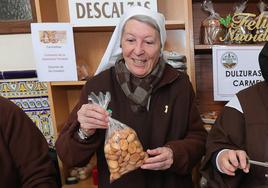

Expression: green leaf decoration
xmin=220 ymin=18 xmax=227 ymax=27
xmin=226 ymin=15 xmax=232 ymax=26
xmin=220 ymin=14 xmax=232 ymax=28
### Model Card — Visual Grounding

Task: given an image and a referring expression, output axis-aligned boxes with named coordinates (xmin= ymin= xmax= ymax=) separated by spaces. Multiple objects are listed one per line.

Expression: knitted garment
xmin=115 ymin=58 xmax=165 ymax=112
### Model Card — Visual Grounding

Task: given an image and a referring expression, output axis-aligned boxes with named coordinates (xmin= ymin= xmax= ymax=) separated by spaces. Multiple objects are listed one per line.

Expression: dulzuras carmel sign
xmin=220 ymin=12 xmax=268 ymax=43
xmin=68 ymin=0 xmax=157 ymax=27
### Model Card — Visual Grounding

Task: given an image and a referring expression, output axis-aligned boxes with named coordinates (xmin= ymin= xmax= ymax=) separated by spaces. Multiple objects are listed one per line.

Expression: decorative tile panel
xmin=0 ymin=78 xmax=55 ymax=147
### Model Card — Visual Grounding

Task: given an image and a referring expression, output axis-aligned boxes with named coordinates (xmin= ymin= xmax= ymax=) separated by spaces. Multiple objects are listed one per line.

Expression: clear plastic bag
xmin=254 ymin=0 xmax=268 ymax=43
xmin=232 ymin=0 xmax=251 ymax=44
xmin=201 ymin=0 xmax=225 ymax=44
xmin=88 ymin=92 xmax=148 ymax=183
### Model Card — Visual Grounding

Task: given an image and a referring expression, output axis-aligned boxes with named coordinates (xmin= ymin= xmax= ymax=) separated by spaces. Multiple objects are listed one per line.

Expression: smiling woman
xmin=55 ymin=6 xmax=207 ymax=188
xmin=121 ymin=18 xmax=161 ymax=77
xmin=0 ymin=0 xmax=36 ymax=34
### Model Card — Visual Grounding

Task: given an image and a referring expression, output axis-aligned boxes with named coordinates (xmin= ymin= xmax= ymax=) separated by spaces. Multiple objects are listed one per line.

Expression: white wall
xmin=0 ymin=34 xmax=36 ymax=71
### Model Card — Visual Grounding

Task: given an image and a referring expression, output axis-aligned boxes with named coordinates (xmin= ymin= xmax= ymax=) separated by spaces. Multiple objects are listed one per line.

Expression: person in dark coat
xmin=0 ymin=96 xmax=57 ymax=188
xmin=201 ymin=42 xmax=268 ymax=188
xmin=56 ymin=6 xmax=207 ymax=188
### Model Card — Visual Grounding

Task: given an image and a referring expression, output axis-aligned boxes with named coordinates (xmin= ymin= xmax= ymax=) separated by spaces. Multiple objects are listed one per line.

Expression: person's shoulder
xmin=0 ymin=96 xmax=25 ymax=121
xmin=161 ymin=65 xmax=193 ymax=95
xmin=90 ymin=68 xmax=113 ymax=81
xmin=165 ymin=64 xmax=190 ymax=84
xmin=0 ymin=96 xmax=9 ymax=103
xmin=0 ymin=96 xmax=18 ymax=110
xmin=164 ymin=64 xmax=187 ymax=79
xmin=236 ymin=81 xmax=268 ymax=107
xmin=84 ymin=68 xmax=114 ymax=89
xmin=238 ymin=81 xmax=266 ymax=95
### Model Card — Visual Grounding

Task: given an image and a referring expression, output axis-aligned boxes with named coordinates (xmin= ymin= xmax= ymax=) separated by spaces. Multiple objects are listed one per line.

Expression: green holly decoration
xmin=220 ymin=15 xmax=232 ymax=28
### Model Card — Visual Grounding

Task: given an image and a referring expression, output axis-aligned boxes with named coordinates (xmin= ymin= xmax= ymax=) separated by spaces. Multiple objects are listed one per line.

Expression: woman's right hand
xmin=77 ymin=103 xmax=109 ymax=135
xmin=217 ymin=149 xmax=250 ymax=176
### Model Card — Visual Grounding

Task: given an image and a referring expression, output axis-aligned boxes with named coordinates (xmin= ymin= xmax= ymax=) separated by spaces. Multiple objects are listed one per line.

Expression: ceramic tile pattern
xmin=0 ymin=79 xmax=55 ymax=147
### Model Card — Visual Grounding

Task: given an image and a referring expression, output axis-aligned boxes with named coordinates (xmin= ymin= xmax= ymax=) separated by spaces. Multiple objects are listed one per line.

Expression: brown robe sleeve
xmin=1 ymin=97 xmax=57 ymax=188
xmin=55 ymin=82 xmax=105 ymax=168
xmin=200 ymin=107 xmax=246 ymax=188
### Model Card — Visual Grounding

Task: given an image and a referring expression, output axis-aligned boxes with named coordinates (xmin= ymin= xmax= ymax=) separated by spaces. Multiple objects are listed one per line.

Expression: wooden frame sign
xmin=68 ymin=0 xmax=157 ymax=27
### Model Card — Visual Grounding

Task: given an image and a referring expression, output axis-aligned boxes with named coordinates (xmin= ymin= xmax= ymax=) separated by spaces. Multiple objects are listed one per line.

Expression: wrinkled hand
xmin=141 ymin=147 xmax=173 ymax=170
xmin=218 ymin=149 xmax=250 ymax=176
xmin=77 ymin=103 xmax=109 ymax=135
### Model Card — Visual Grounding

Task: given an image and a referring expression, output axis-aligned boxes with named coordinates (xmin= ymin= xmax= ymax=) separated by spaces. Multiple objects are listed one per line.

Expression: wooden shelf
xmin=195 ymin=44 xmax=265 ymax=50
xmin=72 ymin=20 xmax=185 ymax=32
xmin=165 ymin=20 xmax=185 ymax=29
xmin=194 ymin=45 xmax=213 ymax=54
xmin=195 ymin=44 xmax=213 ymax=50
xmin=74 ymin=26 xmax=115 ymax=32
xmin=50 ymin=81 xmax=86 ymax=86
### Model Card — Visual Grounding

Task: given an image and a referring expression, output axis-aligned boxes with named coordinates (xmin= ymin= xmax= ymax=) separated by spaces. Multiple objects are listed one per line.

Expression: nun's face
xmin=121 ymin=19 xmax=161 ymax=78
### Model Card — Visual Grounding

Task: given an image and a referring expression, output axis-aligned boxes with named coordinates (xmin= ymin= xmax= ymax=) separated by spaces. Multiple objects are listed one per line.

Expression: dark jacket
xmin=56 ymin=64 xmax=207 ymax=188
xmin=201 ymin=81 xmax=268 ymax=188
xmin=0 ymin=96 xmax=57 ymax=188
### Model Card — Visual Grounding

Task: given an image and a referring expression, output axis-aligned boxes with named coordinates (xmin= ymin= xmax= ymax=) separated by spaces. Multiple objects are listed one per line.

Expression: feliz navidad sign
xmin=68 ymin=0 xmax=157 ymax=27
xmin=220 ymin=12 xmax=268 ymax=43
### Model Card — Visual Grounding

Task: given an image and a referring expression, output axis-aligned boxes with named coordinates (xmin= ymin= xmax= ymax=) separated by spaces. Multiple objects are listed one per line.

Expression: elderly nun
xmin=56 ymin=6 xmax=207 ymax=188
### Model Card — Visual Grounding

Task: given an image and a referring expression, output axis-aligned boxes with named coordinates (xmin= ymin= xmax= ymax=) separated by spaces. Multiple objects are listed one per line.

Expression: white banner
xmin=31 ymin=23 xmax=78 ymax=82
xmin=213 ymin=45 xmax=264 ymax=101
xmin=68 ymin=0 xmax=158 ymax=27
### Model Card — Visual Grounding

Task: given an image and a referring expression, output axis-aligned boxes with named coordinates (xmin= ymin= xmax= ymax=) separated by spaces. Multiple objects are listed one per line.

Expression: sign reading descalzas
xmin=212 ymin=46 xmax=264 ymax=101
xmin=68 ymin=0 xmax=157 ymax=27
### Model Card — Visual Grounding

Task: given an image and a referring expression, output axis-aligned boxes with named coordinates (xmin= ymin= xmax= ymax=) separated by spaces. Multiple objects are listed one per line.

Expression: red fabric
xmin=92 ymin=166 xmax=98 ymax=186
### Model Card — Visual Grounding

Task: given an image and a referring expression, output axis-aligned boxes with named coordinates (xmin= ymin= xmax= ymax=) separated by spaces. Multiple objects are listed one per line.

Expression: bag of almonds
xmin=88 ymin=92 xmax=148 ymax=183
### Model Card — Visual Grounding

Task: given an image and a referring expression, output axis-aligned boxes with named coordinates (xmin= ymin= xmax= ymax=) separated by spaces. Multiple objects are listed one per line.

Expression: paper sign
xmin=212 ymin=45 xmax=264 ymax=101
xmin=31 ymin=23 xmax=78 ymax=82
xmin=68 ymin=0 xmax=158 ymax=27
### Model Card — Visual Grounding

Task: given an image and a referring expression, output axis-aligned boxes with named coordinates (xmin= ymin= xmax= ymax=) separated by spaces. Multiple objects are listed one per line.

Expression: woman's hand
xmin=141 ymin=147 xmax=173 ymax=170
xmin=77 ymin=103 xmax=109 ymax=135
xmin=217 ymin=149 xmax=250 ymax=176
